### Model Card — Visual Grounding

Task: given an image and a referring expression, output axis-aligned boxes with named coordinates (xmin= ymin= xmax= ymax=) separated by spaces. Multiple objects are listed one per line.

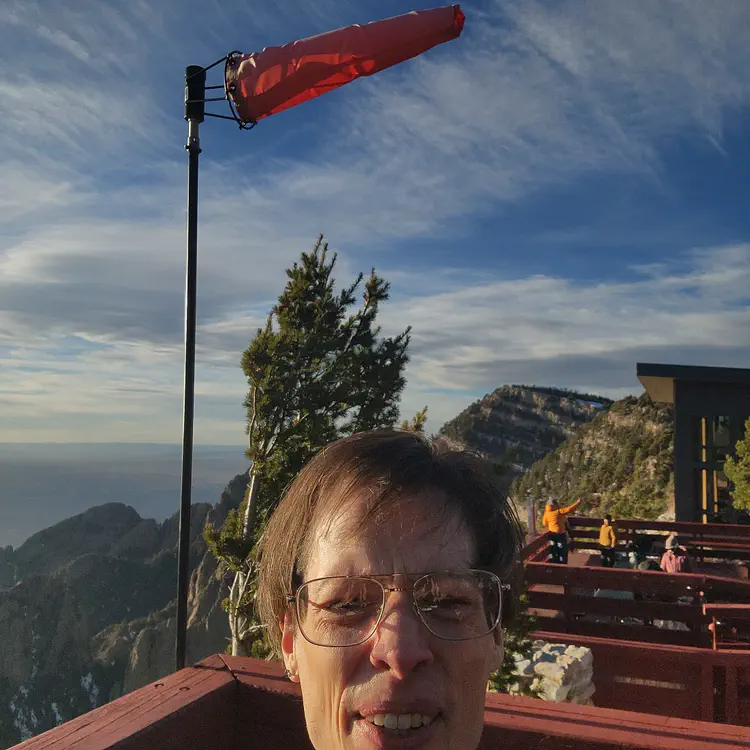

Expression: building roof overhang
xmin=637 ymin=362 xmax=750 ymax=404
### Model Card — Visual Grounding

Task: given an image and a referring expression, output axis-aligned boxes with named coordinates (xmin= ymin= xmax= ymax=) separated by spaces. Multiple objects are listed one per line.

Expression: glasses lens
xmin=414 ymin=570 xmax=501 ymax=640
xmin=297 ymin=577 xmax=384 ymax=647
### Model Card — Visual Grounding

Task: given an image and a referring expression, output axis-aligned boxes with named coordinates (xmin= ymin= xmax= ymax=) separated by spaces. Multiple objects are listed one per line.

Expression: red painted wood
xmin=11 ymin=655 xmax=750 ymax=749
xmin=481 ymin=691 xmax=750 ymax=749
xmin=528 ymin=589 xmax=707 ymax=624
xmin=704 ymin=603 xmax=750 ymax=613
xmin=533 ymin=614 xmax=705 ymax=647
xmin=12 ymin=655 xmax=238 ymax=750
xmin=568 ymin=517 xmax=750 ymax=540
xmin=532 ymin=631 xmax=750 ymax=726
xmin=700 ymin=662 xmax=714 ymax=723
xmin=526 ymin=560 xmax=750 ymax=600
xmin=726 ymin=665 xmax=739 ymax=725
xmin=521 ymin=531 xmax=552 ymax=560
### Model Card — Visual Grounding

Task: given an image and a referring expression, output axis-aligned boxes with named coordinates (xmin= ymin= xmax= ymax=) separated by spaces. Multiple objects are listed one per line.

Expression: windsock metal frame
xmin=176 ymin=5 xmax=465 ymax=672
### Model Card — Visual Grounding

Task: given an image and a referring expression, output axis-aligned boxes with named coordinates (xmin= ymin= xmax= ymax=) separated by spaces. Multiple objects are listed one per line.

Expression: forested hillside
xmin=512 ymin=394 xmax=674 ymax=520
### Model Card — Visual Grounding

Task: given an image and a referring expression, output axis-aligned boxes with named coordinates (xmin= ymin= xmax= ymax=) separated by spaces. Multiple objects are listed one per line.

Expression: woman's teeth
xmin=365 ymin=713 xmax=434 ymax=730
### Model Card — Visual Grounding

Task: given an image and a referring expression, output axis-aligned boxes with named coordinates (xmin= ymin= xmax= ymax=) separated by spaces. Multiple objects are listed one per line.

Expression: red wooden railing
xmin=531 ymin=631 xmax=750 ymax=726
xmin=525 ymin=561 xmax=750 ymax=647
xmin=518 ymin=524 xmax=750 ymax=724
xmin=520 ymin=530 xmax=553 ymax=562
xmin=568 ymin=516 xmax=750 ymax=563
xmin=521 ymin=522 xmax=750 ymax=646
xmin=704 ymin=603 xmax=750 ymax=650
xmin=11 ymin=656 xmax=750 ymax=749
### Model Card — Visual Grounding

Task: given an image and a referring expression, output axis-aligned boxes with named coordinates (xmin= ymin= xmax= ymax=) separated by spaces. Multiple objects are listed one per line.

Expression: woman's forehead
xmin=305 ymin=493 xmax=474 ymax=579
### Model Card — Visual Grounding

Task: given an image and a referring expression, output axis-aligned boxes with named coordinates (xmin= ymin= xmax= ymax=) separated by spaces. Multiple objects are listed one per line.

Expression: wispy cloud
xmin=2 ymin=241 xmax=748 ymax=440
xmin=1 ymin=0 xmax=749 ymax=442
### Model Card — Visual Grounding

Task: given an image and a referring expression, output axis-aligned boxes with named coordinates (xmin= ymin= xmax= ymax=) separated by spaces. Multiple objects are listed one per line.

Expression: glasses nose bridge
xmin=377 ymin=581 xmax=423 ymax=626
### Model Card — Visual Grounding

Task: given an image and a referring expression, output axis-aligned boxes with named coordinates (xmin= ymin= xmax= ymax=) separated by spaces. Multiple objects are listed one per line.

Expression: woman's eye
xmin=328 ymin=598 xmax=372 ymax=613
xmin=423 ymin=596 xmax=469 ymax=611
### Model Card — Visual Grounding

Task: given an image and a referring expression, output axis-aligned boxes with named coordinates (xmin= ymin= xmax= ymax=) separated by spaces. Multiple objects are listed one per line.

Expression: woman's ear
xmin=280 ymin=610 xmax=299 ymax=682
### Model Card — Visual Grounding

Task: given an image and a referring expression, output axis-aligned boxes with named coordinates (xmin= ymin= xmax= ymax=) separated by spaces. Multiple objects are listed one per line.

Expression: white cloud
xmin=1 ymin=241 xmax=748 ymax=441
xmin=384 ymin=242 xmax=750 ymax=429
xmin=1 ymin=0 xmax=750 ymax=442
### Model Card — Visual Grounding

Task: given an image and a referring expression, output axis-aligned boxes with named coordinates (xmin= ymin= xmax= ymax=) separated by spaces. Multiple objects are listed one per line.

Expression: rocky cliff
xmin=0 ymin=473 xmax=248 ymax=748
xmin=439 ymin=385 xmax=612 ymax=479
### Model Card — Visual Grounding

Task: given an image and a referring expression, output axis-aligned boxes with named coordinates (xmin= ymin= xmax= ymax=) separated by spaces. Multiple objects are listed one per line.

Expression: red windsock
xmin=226 ymin=5 xmax=465 ymax=123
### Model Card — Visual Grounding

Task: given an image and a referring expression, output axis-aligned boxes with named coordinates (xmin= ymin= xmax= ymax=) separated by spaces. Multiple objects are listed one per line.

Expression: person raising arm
xmin=542 ymin=497 xmax=582 ymax=564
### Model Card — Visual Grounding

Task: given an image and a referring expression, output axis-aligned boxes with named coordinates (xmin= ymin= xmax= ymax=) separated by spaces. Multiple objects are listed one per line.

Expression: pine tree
xmin=204 ymin=235 xmax=412 ymax=656
xmin=725 ymin=417 xmax=750 ymax=513
xmin=400 ymin=406 xmax=428 ymax=432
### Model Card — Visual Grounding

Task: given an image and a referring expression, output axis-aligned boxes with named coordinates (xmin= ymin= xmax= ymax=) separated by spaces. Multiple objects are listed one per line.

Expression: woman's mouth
xmin=362 ymin=713 xmax=435 ymax=730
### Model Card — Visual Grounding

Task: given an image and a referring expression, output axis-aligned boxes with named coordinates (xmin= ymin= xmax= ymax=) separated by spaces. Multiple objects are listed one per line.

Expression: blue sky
xmin=1 ymin=0 xmax=749 ymax=444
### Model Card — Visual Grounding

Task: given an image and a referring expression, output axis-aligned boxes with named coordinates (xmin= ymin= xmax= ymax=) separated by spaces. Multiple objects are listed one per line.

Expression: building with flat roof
xmin=637 ymin=363 xmax=750 ymax=523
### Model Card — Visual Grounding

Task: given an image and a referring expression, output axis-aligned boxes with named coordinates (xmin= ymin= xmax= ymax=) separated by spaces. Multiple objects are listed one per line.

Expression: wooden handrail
xmin=524 ymin=561 xmax=750 ymax=648
xmin=526 ymin=560 xmax=750 ymax=599
xmin=568 ymin=516 xmax=750 ymax=540
xmin=521 ymin=531 xmax=552 ymax=562
xmin=10 ymin=655 xmax=750 ymax=747
xmin=530 ymin=631 xmax=750 ymax=726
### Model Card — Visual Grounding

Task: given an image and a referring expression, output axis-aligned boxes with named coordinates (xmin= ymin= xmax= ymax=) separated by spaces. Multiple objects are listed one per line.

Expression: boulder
xmin=506 ymin=641 xmax=596 ymax=706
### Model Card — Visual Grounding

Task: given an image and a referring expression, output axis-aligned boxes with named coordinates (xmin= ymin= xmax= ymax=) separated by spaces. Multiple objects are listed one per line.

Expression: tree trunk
xmin=241 ymin=470 xmax=261 ymax=541
xmin=231 ymin=625 xmax=252 ymax=657
xmin=230 ymin=569 xmax=253 ymax=657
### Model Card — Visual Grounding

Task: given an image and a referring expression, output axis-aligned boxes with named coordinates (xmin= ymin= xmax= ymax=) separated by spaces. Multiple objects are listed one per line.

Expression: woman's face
xmin=280 ymin=496 xmax=503 ymax=750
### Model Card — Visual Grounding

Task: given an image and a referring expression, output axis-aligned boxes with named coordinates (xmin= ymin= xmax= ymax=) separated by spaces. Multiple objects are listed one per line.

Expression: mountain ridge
xmin=0 ymin=490 xmax=240 ymax=747
xmin=438 ymin=384 xmax=613 ymax=478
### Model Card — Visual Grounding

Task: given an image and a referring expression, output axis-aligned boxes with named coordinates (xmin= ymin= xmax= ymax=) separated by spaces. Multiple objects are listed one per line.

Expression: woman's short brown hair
xmin=257 ymin=429 xmax=524 ymax=656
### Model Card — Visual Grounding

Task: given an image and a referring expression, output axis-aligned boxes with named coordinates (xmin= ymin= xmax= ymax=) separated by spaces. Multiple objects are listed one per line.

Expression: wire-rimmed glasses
xmin=287 ymin=569 xmax=505 ymax=647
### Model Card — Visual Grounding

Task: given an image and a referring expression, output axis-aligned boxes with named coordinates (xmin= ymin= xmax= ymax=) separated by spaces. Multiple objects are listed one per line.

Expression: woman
xmin=541 ymin=497 xmax=582 ymax=564
xmin=258 ymin=429 xmax=523 ymax=750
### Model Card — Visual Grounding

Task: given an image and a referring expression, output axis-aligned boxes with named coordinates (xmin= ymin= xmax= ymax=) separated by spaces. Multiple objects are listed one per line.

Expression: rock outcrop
xmin=439 ymin=386 xmax=611 ymax=483
xmin=504 ymin=641 xmax=596 ymax=705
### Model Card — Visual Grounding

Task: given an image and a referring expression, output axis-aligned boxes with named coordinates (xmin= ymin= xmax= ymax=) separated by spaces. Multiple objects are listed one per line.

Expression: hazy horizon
xmin=0 ymin=443 xmax=249 ymax=549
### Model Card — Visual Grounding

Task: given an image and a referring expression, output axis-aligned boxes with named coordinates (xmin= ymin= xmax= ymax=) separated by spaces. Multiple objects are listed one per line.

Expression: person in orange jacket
xmin=542 ymin=497 xmax=582 ymax=564
xmin=598 ymin=514 xmax=617 ymax=568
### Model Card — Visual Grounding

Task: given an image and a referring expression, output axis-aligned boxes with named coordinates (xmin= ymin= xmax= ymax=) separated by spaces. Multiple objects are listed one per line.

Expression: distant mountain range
xmin=0 ymin=443 xmax=247 ymax=549
xmin=0 ymin=474 xmax=248 ymax=748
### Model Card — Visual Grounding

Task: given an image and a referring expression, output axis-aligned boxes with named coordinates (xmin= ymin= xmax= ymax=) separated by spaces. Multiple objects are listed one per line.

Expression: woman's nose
xmin=368 ymin=592 xmax=433 ymax=678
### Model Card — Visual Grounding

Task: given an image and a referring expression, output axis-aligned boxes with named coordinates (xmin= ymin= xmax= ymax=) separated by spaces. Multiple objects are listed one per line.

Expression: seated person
xmin=627 ymin=532 xmax=653 ymax=569
xmin=660 ymin=534 xmax=692 ymax=574
xmin=257 ymin=429 xmax=524 ymax=750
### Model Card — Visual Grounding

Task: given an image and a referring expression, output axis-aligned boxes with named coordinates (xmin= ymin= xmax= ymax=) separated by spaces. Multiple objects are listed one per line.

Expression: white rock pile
xmin=510 ymin=641 xmax=596 ymax=705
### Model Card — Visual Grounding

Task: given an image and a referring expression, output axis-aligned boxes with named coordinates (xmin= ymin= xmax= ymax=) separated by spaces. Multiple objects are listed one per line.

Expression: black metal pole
xmin=176 ymin=65 xmax=205 ymax=672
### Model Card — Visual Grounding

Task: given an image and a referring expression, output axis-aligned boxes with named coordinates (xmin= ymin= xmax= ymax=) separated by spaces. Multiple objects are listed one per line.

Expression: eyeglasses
xmin=287 ymin=569 xmax=506 ymax=647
